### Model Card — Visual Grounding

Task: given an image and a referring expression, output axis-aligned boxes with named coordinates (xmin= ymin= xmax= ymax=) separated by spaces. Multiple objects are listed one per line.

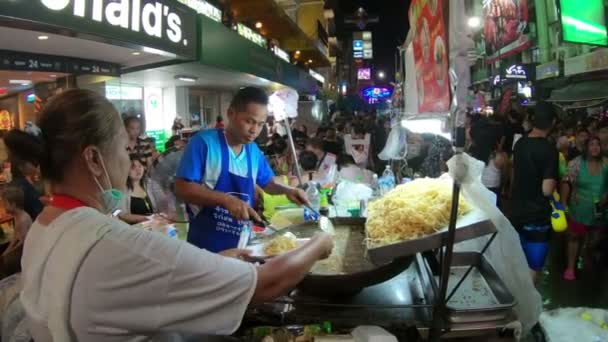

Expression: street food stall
xmin=238 ymin=150 xmax=536 ymax=341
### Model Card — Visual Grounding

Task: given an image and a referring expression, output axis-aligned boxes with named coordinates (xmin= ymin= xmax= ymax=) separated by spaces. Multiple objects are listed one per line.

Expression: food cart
xmin=248 ymin=87 xmax=532 ymax=341
xmin=241 ymin=150 xmax=527 ymax=341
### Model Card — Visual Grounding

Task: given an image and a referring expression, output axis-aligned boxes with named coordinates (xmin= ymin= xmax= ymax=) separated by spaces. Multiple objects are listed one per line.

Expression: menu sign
xmin=0 ymin=0 xmax=197 ymax=59
xmin=0 ymin=50 xmax=120 ymax=76
xmin=409 ymin=0 xmax=449 ymax=113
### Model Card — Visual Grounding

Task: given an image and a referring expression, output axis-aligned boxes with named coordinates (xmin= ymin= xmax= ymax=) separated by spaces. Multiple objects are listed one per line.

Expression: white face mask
xmin=92 ymin=152 xmax=124 ymax=214
xmin=407 ymin=143 xmax=422 ymax=159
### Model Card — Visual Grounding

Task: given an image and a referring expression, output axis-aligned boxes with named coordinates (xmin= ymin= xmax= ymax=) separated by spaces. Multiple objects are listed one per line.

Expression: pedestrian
xmin=560 ymin=136 xmax=608 ymax=280
xmin=567 ymin=128 xmax=589 ymax=161
xmin=0 ymin=186 xmax=33 ymax=277
xmin=305 ymin=137 xmax=337 ymax=181
xmin=3 ymin=130 xmax=44 ymax=220
xmin=510 ymin=102 xmax=559 ymax=283
xmin=124 ymin=116 xmax=154 ymax=167
xmin=175 ymin=87 xmax=309 ymax=253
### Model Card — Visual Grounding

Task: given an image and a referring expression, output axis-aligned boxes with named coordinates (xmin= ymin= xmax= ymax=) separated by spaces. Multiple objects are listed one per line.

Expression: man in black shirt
xmin=511 ymin=102 xmax=559 ymax=282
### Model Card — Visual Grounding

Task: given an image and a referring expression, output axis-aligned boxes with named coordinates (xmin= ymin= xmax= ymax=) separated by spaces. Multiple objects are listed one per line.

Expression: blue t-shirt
xmin=176 ymin=129 xmax=274 ymax=189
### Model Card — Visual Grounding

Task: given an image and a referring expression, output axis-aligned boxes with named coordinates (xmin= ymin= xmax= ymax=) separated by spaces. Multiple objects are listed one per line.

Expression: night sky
xmin=333 ymin=0 xmax=411 ymax=83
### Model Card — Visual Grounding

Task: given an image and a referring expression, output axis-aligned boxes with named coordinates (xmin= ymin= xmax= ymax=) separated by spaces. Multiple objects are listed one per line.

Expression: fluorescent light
xmin=49 ymin=74 xmax=57 ymax=78
xmin=132 ymin=51 xmax=141 ymax=56
xmin=255 ymin=22 xmax=263 ymax=29
xmin=175 ymin=75 xmax=198 ymax=82
xmin=142 ymin=47 xmax=177 ymax=58
xmin=38 ymin=35 xmax=49 ymax=40
xmin=467 ymin=16 xmax=481 ymax=28
xmin=9 ymin=80 xmax=31 ymax=85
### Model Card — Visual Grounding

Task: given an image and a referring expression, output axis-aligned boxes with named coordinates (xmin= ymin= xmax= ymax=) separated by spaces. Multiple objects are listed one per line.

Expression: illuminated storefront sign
xmin=309 ymin=69 xmax=325 ymax=83
xmin=1 ymin=0 xmax=197 ymax=58
xmin=362 ymin=86 xmax=392 ymax=104
xmin=235 ymin=23 xmax=267 ymax=48
xmin=353 ymin=40 xmax=364 ymax=51
xmin=272 ymin=46 xmax=290 ymax=63
xmin=105 ymin=85 xmax=143 ymax=100
xmin=177 ymin=0 xmax=222 ymax=22
xmin=357 ymin=68 xmax=371 ymax=80
xmin=504 ymin=64 xmax=528 ymax=79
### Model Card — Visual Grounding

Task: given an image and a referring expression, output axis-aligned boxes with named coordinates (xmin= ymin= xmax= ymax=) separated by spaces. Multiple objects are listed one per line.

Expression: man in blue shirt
xmin=176 ymin=87 xmax=307 ymax=253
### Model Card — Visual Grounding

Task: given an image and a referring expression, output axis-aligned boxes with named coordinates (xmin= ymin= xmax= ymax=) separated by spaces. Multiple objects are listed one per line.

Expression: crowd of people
xmin=466 ymin=102 xmax=608 ymax=282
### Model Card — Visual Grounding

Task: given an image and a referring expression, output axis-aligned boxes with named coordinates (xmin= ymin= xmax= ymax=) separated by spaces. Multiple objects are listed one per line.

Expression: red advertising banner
xmin=409 ymin=0 xmax=450 ymax=114
xmin=483 ymin=0 xmax=530 ymax=62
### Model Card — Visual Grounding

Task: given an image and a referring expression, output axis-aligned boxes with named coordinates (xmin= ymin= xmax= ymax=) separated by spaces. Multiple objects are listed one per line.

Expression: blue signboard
xmin=362 ymin=87 xmax=392 ymax=104
xmin=353 ymin=40 xmax=364 ymax=51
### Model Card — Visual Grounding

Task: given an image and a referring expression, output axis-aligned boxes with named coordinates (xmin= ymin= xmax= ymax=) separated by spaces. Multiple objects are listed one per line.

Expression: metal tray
xmin=421 ymin=252 xmax=516 ymax=323
xmin=366 ymin=208 xmax=496 ymax=265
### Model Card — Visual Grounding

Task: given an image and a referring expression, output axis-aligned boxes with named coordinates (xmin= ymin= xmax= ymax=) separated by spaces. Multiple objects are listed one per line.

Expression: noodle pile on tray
xmin=366 ymin=178 xmax=471 ymax=246
xmin=263 ymin=235 xmax=298 ymax=256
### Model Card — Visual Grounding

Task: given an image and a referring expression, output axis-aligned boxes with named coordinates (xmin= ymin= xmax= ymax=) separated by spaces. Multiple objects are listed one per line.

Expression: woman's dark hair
xmin=299 ymin=150 xmax=318 ymax=172
xmin=336 ymin=153 xmax=356 ymax=170
xmin=1 ymin=185 xmax=25 ymax=210
xmin=123 ymin=116 xmax=141 ymax=128
xmin=9 ymin=89 xmax=122 ymax=182
xmin=353 ymin=124 xmax=366 ymax=136
xmin=216 ymin=115 xmax=223 ymax=123
xmin=306 ymin=137 xmax=325 ymax=151
xmin=126 ymin=157 xmax=147 ymax=191
xmin=4 ymin=130 xmax=44 ymax=178
xmin=582 ymin=136 xmax=602 ymax=161
xmin=164 ymin=135 xmax=182 ymax=151
xmin=270 ymin=137 xmax=287 ymax=155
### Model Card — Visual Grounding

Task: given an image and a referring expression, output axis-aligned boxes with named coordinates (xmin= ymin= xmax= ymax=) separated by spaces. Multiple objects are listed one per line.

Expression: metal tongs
xmin=249 ymin=205 xmax=334 ymax=244
xmin=303 ymin=204 xmax=335 ymax=235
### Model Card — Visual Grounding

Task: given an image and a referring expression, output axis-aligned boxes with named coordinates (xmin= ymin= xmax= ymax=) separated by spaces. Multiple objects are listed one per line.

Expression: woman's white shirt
xmin=21 ymin=207 xmax=257 ymax=342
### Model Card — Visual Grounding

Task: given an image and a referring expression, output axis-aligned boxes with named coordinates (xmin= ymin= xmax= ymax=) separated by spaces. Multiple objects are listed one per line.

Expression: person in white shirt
xmin=305 ymin=138 xmax=337 ymax=182
xmin=344 ymin=126 xmax=371 ymax=169
xmin=17 ymin=89 xmax=333 ymax=342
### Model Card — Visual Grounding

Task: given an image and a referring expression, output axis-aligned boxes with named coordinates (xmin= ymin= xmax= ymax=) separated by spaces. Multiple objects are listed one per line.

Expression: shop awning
xmin=197 ymin=16 xmax=318 ymax=92
xmin=225 ymin=0 xmax=331 ymax=68
xmin=547 ymin=80 xmax=608 ymax=102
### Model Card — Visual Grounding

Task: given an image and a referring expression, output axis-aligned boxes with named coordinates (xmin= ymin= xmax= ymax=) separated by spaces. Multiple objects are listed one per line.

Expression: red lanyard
xmin=48 ymin=194 xmax=88 ymax=210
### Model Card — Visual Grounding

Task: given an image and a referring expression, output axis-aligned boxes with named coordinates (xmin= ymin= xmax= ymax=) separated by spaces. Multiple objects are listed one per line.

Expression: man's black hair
xmin=531 ymin=102 xmax=555 ymax=130
xmin=299 ymin=150 xmax=318 ymax=172
xmin=230 ymin=87 xmax=268 ymax=112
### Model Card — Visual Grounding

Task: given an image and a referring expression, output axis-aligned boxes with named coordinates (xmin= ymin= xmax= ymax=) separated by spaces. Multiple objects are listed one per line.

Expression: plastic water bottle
xmin=379 ymin=165 xmax=396 ymax=195
xmin=371 ymin=174 xmax=380 ymax=197
xmin=304 ymin=181 xmax=320 ymax=221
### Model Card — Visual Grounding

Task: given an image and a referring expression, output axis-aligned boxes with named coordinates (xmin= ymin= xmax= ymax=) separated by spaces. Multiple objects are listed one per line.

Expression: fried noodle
xmin=366 ymin=178 xmax=471 ymax=246
xmin=263 ymin=235 xmax=298 ymax=255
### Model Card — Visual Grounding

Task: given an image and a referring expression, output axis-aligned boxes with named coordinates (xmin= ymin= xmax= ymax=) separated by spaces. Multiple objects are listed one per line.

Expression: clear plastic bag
xmin=332 ymin=180 xmax=373 ymax=204
xmin=378 ymin=125 xmax=408 ymax=161
xmin=447 ymin=153 xmax=542 ymax=335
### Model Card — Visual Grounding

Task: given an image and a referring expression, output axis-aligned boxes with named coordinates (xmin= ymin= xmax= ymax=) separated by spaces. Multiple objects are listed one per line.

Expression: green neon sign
xmin=560 ymin=0 xmax=608 ymax=46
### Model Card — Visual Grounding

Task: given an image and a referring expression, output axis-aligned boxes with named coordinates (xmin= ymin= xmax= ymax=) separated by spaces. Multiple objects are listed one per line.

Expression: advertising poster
xmin=483 ymin=0 xmax=530 ymax=61
xmin=409 ymin=0 xmax=450 ymax=114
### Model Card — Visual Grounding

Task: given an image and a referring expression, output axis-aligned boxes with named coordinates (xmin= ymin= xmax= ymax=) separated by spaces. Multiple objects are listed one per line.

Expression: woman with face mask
xmin=17 ymin=89 xmax=333 ymax=342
